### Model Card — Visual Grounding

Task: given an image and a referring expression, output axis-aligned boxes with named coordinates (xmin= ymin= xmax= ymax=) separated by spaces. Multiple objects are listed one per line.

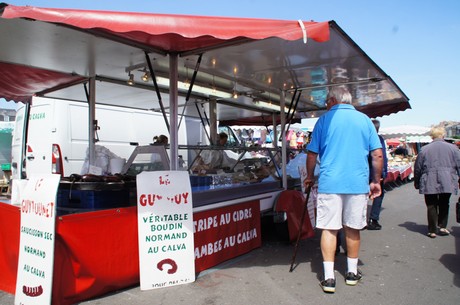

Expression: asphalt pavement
xmin=1 ymin=180 xmax=459 ymax=305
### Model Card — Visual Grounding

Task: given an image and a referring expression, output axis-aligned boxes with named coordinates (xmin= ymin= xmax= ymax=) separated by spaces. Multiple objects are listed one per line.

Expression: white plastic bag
xmin=80 ymin=145 xmax=121 ymax=175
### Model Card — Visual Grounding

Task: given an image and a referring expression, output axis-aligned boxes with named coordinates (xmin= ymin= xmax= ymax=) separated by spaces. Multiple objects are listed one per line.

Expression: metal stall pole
xmin=209 ymin=98 xmax=217 ymax=145
xmin=280 ymin=90 xmax=287 ymax=189
xmin=169 ymin=54 xmax=179 ymax=170
xmin=88 ymin=77 xmax=96 ymax=167
xmin=145 ymin=52 xmax=169 ymax=133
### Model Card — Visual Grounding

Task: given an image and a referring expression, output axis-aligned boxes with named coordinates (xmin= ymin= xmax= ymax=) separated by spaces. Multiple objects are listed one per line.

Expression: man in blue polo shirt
xmin=304 ymin=85 xmax=383 ymax=293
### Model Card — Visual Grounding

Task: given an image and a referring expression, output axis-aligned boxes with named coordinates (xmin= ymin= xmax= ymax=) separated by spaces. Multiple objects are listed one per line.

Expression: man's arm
xmin=304 ymin=151 xmax=318 ymax=189
xmin=369 ymin=148 xmax=383 ymax=199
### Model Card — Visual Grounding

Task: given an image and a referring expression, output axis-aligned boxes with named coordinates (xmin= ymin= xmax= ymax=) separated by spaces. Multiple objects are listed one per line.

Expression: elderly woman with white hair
xmin=414 ymin=126 xmax=460 ymax=238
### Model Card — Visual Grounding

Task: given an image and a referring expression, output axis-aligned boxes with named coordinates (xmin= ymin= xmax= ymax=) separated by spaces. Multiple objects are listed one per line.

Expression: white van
xmin=11 ymin=97 xmax=195 ymax=179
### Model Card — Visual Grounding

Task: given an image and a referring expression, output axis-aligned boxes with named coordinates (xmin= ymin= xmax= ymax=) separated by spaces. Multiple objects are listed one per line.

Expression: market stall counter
xmin=384 ymin=159 xmax=413 ymax=184
xmin=0 ymin=187 xmax=281 ymax=304
xmin=0 ymin=146 xmax=286 ymax=304
xmin=0 ymin=203 xmax=139 ymax=304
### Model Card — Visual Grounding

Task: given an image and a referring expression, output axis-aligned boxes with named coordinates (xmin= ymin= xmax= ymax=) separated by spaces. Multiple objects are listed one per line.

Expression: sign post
xmin=137 ymin=171 xmax=195 ymax=290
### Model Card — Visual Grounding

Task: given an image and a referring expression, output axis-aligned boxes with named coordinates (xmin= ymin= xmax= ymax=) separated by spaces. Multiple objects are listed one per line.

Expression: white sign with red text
xmin=137 ymin=171 xmax=195 ymax=290
xmin=15 ymin=175 xmax=60 ymax=305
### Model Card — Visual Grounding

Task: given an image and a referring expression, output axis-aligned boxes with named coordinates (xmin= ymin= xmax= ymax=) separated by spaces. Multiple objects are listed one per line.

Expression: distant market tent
xmin=379 ymin=125 xmax=430 ymax=139
xmin=406 ymin=135 xmax=432 ymax=143
xmin=385 ymin=137 xmax=401 ymax=147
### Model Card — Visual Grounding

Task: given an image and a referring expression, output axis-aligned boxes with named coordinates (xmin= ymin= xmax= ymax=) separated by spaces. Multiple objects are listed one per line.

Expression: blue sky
xmin=2 ymin=0 xmax=459 ymax=128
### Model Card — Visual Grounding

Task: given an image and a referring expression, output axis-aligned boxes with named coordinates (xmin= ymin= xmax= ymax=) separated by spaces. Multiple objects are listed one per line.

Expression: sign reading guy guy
xmin=15 ymin=175 xmax=60 ymax=305
xmin=137 ymin=171 xmax=195 ymax=290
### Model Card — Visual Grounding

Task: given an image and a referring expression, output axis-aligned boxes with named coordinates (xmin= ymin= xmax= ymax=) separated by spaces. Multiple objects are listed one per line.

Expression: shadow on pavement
xmin=214 ymin=216 xmax=326 ymax=281
xmin=245 ymin=218 xmax=360 ymax=282
xmin=398 ymin=221 xmax=427 ymax=236
xmin=439 ymin=226 xmax=460 ymax=288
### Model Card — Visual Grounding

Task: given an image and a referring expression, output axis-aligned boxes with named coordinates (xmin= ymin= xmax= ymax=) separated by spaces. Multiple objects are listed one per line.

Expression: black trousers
xmin=424 ymin=193 xmax=451 ymax=233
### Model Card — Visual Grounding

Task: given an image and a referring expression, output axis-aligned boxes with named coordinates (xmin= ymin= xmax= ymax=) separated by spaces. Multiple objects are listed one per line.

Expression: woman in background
xmin=414 ymin=127 xmax=460 ymax=238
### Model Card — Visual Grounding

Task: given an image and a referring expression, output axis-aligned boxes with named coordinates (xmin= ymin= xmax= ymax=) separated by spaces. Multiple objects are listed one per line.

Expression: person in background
xmin=289 ymin=129 xmax=297 ymax=149
xmin=153 ymin=134 xmax=168 ymax=145
xmin=151 ymin=134 xmax=169 ymax=164
xmin=394 ymin=142 xmax=408 ymax=157
xmin=367 ymin=119 xmax=388 ymax=230
xmin=192 ymin=132 xmax=229 ymax=171
xmin=304 ymin=85 xmax=383 ymax=293
xmin=297 ymin=131 xmax=305 ymax=149
xmin=218 ymin=132 xmax=228 ymax=146
xmin=414 ymin=126 xmax=460 ymax=238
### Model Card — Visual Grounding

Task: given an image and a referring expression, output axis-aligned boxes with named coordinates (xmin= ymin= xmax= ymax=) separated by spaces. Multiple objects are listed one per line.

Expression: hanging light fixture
xmin=141 ymin=70 xmax=150 ymax=82
xmin=232 ymin=80 xmax=238 ymax=98
xmin=254 ymin=100 xmax=290 ymax=112
xmin=127 ymin=73 xmax=134 ymax=85
xmin=154 ymin=76 xmax=232 ymax=98
xmin=232 ymin=66 xmax=238 ymax=98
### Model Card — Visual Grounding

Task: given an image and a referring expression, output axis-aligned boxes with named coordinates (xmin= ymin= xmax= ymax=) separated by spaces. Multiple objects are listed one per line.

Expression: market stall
xmin=0 ymin=194 xmax=273 ymax=305
xmin=385 ymin=159 xmax=413 ymax=184
xmin=406 ymin=135 xmax=432 ymax=156
xmin=0 ymin=3 xmax=410 ymax=304
xmin=381 ymin=125 xmax=430 ymax=155
xmin=380 ymin=125 xmax=430 ymax=139
xmin=380 ymin=125 xmax=430 ymax=184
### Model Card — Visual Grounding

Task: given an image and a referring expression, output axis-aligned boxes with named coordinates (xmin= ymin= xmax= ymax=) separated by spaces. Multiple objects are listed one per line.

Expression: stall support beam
xmin=169 ymin=54 xmax=179 ymax=170
xmin=209 ymin=98 xmax=217 ymax=144
xmin=280 ymin=90 xmax=287 ymax=189
xmin=88 ymin=77 xmax=96 ymax=167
